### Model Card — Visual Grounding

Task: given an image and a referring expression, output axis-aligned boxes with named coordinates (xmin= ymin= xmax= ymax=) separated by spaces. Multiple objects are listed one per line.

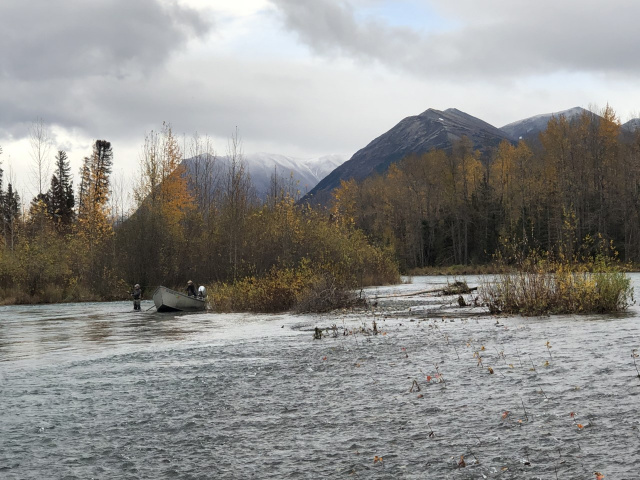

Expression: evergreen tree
xmin=48 ymin=150 xmax=75 ymax=230
xmin=28 ymin=192 xmax=51 ymax=231
xmin=77 ymin=140 xmax=113 ymax=246
xmin=75 ymin=140 xmax=117 ymax=296
xmin=77 ymin=156 xmax=91 ymax=221
xmin=2 ymin=182 xmax=20 ymax=250
xmin=0 ymin=146 xmax=4 ymax=245
xmin=91 ymin=140 xmax=113 ymax=208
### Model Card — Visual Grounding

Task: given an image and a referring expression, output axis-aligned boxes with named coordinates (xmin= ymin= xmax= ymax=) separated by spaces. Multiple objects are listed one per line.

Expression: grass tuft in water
xmin=481 ymin=250 xmax=633 ymax=316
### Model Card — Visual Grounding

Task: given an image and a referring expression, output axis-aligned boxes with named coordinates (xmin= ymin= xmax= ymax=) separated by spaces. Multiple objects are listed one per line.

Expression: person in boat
xmin=198 ymin=285 xmax=206 ymax=298
xmin=186 ymin=280 xmax=197 ymax=297
xmin=131 ymin=284 xmax=142 ymax=310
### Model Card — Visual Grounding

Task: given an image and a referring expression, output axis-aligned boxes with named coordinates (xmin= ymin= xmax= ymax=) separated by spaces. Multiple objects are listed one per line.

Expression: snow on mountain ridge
xmin=501 ymin=107 xmax=587 ymax=130
xmin=232 ymin=152 xmax=348 ymax=198
xmin=244 ymin=152 xmax=346 ymax=182
xmin=500 ymin=107 xmax=590 ymax=140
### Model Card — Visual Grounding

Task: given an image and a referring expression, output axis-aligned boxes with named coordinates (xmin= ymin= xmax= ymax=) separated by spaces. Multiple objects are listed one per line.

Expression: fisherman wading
xmin=131 ymin=284 xmax=142 ymax=311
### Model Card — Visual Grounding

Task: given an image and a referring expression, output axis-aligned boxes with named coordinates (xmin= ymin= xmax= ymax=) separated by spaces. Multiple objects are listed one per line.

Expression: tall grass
xmin=481 ymin=252 xmax=633 ymax=315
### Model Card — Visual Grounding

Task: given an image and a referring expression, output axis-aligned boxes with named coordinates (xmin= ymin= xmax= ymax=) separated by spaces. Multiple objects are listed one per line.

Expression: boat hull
xmin=152 ymin=286 xmax=207 ymax=312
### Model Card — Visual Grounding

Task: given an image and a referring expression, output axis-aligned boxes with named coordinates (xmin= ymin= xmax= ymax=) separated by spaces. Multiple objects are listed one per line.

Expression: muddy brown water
xmin=1 ymin=276 xmax=639 ymax=479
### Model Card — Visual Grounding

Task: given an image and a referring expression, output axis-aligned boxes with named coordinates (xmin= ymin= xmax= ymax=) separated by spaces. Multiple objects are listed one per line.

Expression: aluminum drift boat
xmin=152 ymin=286 xmax=207 ymax=312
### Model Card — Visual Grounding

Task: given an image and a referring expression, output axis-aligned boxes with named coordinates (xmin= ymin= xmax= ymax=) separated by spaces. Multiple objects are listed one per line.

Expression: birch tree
xmin=29 ymin=118 xmax=53 ymax=196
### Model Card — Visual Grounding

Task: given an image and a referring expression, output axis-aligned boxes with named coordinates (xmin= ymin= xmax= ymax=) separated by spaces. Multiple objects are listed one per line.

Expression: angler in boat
xmin=152 ymin=282 xmax=207 ymax=312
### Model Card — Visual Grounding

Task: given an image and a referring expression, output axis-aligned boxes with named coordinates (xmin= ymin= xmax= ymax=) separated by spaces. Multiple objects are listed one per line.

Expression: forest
xmin=0 ymin=106 xmax=637 ymax=306
xmin=331 ymin=105 xmax=640 ymax=271
xmin=0 ymin=124 xmax=397 ymax=307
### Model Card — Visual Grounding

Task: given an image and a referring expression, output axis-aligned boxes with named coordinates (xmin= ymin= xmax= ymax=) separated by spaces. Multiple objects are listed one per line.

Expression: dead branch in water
xmin=375 ymin=284 xmax=477 ymax=299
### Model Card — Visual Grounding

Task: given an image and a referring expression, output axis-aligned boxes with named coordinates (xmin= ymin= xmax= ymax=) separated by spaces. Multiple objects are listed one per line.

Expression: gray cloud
xmin=0 ymin=0 xmax=211 ymax=81
xmin=0 ymin=0 xmax=213 ymax=145
xmin=269 ymin=0 xmax=640 ymax=79
xmin=2 ymin=0 xmax=639 ymax=193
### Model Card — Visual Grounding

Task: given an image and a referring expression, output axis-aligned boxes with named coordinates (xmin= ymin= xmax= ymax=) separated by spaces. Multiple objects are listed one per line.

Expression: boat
xmin=152 ymin=286 xmax=207 ymax=312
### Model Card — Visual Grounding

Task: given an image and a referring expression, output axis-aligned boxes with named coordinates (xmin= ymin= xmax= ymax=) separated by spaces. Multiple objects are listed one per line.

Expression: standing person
xmin=131 ymin=284 xmax=142 ymax=310
xmin=186 ymin=280 xmax=196 ymax=297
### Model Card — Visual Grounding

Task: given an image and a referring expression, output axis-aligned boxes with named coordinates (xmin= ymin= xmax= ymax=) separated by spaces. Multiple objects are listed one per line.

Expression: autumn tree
xmin=118 ymin=123 xmax=194 ymax=286
xmin=77 ymin=140 xmax=114 ymax=246
xmin=71 ymin=140 xmax=123 ymax=296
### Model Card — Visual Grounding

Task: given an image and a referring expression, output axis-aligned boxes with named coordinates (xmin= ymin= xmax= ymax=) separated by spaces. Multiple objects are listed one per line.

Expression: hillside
xmin=500 ymin=107 xmax=588 ymax=140
xmin=303 ymin=108 xmax=513 ymax=204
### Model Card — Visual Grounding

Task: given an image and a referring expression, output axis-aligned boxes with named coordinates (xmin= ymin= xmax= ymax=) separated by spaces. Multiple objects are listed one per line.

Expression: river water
xmin=1 ymin=276 xmax=639 ymax=479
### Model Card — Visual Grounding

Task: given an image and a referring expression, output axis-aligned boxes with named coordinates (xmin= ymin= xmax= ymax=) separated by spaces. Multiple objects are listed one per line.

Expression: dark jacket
xmin=132 ymin=287 xmax=142 ymax=300
xmin=186 ymin=284 xmax=196 ymax=296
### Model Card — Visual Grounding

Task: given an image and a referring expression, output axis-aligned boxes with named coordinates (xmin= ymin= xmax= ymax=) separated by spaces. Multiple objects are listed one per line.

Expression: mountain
xmin=303 ymin=108 xmax=513 ymax=204
xmin=237 ymin=153 xmax=346 ymax=197
xmin=184 ymin=152 xmax=346 ymax=200
xmin=623 ymin=118 xmax=640 ymax=132
xmin=500 ymin=107 xmax=589 ymax=140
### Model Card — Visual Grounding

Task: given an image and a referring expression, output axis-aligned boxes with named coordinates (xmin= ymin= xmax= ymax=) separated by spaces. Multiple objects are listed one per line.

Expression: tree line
xmin=329 ymin=106 xmax=640 ymax=270
xmin=0 ymin=124 xmax=397 ymax=304
xmin=2 ymin=106 xmax=635 ymax=305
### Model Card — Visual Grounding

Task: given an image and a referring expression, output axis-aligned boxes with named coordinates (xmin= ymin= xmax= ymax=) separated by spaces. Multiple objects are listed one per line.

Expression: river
xmin=1 ymin=276 xmax=639 ymax=479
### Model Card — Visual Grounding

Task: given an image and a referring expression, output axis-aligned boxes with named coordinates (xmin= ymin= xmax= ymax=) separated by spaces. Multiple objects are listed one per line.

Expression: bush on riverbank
xmin=208 ymin=199 xmax=400 ymax=313
xmin=481 ymin=250 xmax=633 ymax=315
xmin=208 ymin=263 xmax=366 ymax=313
xmin=209 ymin=252 xmax=397 ymax=313
xmin=209 ymin=226 xmax=399 ymax=314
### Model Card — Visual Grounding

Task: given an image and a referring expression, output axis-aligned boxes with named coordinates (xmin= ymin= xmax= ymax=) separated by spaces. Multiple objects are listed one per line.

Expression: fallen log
xmin=375 ymin=285 xmax=477 ymax=299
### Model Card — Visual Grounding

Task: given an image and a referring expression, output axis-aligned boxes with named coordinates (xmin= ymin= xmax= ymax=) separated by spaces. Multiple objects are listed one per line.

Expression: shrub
xmin=293 ymin=269 xmax=365 ymax=313
xmin=209 ymin=264 xmax=313 ymax=313
xmin=481 ymin=252 xmax=633 ymax=315
xmin=209 ymin=261 xmax=370 ymax=314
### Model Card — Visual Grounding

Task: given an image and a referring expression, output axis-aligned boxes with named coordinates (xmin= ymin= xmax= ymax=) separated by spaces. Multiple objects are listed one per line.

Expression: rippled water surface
xmin=1 ymin=276 xmax=640 ymax=479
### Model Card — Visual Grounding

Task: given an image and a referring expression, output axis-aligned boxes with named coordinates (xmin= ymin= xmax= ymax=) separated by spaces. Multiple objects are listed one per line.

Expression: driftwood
xmin=375 ymin=285 xmax=477 ymax=299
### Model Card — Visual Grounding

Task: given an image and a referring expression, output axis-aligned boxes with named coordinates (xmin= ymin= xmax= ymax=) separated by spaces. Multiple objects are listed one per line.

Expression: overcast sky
xmin=2 ymin=0 xmax=639 ymax=200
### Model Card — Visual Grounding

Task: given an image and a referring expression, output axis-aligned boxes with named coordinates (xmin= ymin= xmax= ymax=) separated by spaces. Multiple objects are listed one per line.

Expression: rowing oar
xmin=145 ymin=303 xmax=156 ymax=312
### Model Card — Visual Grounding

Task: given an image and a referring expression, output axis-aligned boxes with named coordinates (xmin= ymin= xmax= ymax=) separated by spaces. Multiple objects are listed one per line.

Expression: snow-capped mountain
xmin=500 ymin=107 xmax=589 ymax=140
xmin=238 ymin=152 xmax=347 ymax=197
xmin=183 ymin=152 xmax=347 ymax=200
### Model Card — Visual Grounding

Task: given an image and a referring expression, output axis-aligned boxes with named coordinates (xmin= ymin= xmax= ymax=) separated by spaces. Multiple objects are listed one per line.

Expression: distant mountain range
xmin=303 ymin=107 xmax=640 ymax=204
xmin=500 ymin=106 xmax=587 ymax=140
xmin=624 ymin=118 xmax=640 ymax=131
xmin=182 ymin=107 xmax=640 ymax=205
xmin=304 ymin=108 xmax=512 ymax=204
xmin=183 ymin=152 xmax=347 ymax=200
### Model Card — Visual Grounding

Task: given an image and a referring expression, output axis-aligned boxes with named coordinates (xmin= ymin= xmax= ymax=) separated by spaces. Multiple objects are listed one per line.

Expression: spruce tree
xmin=2 ymin=182 xmax=20 ymax=250
xmin=48 ymin=150 xmax=75 ymax=230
